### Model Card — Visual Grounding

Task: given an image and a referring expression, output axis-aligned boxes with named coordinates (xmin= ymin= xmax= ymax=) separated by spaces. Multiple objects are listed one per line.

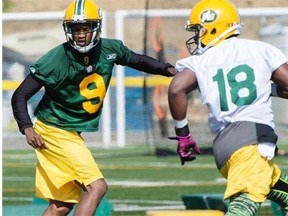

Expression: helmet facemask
xmin=186 ymin=22 xmax=243 ymax=55
xmin=63 ymin=20 xmax=102 ymax=53
xmin=185 ymin=23 xmax=207 ymax=55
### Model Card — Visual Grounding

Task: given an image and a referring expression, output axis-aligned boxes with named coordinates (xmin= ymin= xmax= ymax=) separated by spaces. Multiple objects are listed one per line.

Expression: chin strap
xmin=197 ymin=24 xmax=243 ymax=55
xmin=71 ymin=31 xmax=100 ymax=53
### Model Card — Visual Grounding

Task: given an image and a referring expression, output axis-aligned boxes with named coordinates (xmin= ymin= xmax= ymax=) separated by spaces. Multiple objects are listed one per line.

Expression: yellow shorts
xmin=34 ymin=119 xmax=104 ymax=203
xmin=220 ymin=145 xmax=281 ymax=202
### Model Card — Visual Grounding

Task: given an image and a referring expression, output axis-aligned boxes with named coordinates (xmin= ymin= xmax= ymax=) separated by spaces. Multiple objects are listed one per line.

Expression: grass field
xmin=3 ymin=144 xmax=288 ymax=216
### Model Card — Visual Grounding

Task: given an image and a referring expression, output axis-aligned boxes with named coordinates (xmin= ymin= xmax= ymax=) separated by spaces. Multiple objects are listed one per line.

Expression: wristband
xmin=175 ymin=125 xmax=190 ymax=136
xmin=175 ymin=118 xmax=188 ymax=128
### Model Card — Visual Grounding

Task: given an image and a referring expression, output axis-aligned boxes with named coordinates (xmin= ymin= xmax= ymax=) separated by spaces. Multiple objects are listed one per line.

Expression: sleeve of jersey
xmin=175 ymin=57 xmax=195 ymax=73
xmin=11 ymin=74 xmax=43 ymax=134
xmin=264 ymin=43 xmax=288 ymax=72
xmin=113 ymin=40 xmax=174 ymax=76
xmin=127 ymin=52 xmax=174 ymax=76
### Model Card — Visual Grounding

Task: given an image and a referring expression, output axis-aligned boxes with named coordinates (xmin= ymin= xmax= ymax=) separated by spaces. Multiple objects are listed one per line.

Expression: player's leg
xmin=68 ymin=138 xmax=107 ymax=216
xmin=220 ymin=145 xmax=280 ymax=216
xmin=42 ymin=200 xmax=74 ymax=216
xmin=74 ymin=178 xmax=108 ymax=216
xmin=225 ymin=193 xmax=260 ymax=216
xmin=267 ymin=172 xmax=288 ymax=214
xmin=34 ymin=119 xmax=105 ymax=215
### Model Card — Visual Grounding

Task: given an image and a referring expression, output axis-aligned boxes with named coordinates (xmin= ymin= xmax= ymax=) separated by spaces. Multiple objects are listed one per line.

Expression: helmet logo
xmin=72 ymin=14 xmax=86 ymax=21
xmin=200 ymin=10 xmax=217 ymax=23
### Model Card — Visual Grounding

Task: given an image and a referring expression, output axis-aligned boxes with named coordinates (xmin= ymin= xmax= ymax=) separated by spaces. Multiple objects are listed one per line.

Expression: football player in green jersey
xmin=11 ymin=0 xmax=176 ymax=215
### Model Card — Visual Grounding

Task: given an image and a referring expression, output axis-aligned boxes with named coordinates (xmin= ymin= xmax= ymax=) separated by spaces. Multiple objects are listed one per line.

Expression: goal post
xmin=113 ymin=7 xmax=288 ymax=147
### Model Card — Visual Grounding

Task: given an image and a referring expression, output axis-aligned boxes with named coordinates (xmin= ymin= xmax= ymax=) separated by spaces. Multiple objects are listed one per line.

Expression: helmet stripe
xmin=75 ymin=0 xmax=85 ymax=16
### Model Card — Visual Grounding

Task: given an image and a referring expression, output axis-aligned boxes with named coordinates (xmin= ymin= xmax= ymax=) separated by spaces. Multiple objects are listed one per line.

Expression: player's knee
xmin=47 ymin=200 xmax=74 ymax=216
xmin=226 ymin=193 xmax=260 ymax=216
xmin=268 ymin=172 xmax=288 ymax=213
xmin=87 ymin=178 xmax=108 ymax=197
xmin=271 ymin=172 xmax=288 ymax=192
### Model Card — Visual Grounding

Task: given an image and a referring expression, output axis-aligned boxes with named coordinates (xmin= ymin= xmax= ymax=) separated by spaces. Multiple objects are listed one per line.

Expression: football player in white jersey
xmin=168 ymin=0 xmax=288 ymax=215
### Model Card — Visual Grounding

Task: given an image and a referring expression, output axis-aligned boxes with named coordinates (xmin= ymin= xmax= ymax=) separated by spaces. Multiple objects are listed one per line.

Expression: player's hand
xmin=169 ymin=133 xmax=200 ymax=165
xmin=165 ymin=63 xmax=176 ymax=77
xmin=167 ymin=67 xmax=176 ymax=76
xmin=24 ymin=127 xmax=48 ymax=150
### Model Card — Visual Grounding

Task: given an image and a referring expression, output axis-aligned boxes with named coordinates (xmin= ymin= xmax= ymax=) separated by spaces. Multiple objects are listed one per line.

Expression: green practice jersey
xmin=31 ymin=38 xmax=132 ymax=132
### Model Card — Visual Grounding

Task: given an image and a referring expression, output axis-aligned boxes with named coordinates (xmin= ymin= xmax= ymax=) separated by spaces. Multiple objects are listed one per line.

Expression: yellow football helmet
xmin=63 ymin=0 xmax=102 ymax=53
xmin=185 ymin=0 xmax=243 ymax=55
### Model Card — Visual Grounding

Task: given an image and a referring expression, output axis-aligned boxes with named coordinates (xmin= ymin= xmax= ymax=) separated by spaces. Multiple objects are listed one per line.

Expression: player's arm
xmin=127 ymin=51 xmax=176 ymax=77
xmin=168 ymin=68 xmax=198 ymax=121
xmin=271 ymin=63 xmax=288 ymax=99
xmin=11 ymin=74 xmax=43 ymax=134
xmin=11 ymin=74 xmax=48 ymax=149
xmin=168 ymin=69 xmax=200 ymax=165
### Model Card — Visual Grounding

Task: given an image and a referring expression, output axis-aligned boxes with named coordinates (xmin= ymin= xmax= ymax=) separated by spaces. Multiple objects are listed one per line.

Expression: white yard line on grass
xmin=101 ymin=162 xmax=217 ymax=169
xmin=3 ymin=177 xmax=34 ymax=181
xmin=3 ymin=197 xmax=33 ymax=202
xmin=107 ymin=179 xmax=226 ymax=187
xmin=111 ymin=199 xmax=183 ymax=205
xmin=113 ymin=204 xmax=185 ymax=212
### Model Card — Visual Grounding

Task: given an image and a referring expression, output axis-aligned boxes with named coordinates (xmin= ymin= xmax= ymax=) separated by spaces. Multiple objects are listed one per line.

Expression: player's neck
xmin=74 ymin=48 xmax=95 ymax=66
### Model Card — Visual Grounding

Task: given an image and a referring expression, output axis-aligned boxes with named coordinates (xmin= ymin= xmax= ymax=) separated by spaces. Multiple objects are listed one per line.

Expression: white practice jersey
xmin=176 ymin=37 xmax=288 ymax=133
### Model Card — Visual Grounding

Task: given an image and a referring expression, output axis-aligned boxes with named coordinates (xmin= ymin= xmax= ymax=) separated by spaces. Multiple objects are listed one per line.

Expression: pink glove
xmin=169 ymin=133 xmax=200 ymax=165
